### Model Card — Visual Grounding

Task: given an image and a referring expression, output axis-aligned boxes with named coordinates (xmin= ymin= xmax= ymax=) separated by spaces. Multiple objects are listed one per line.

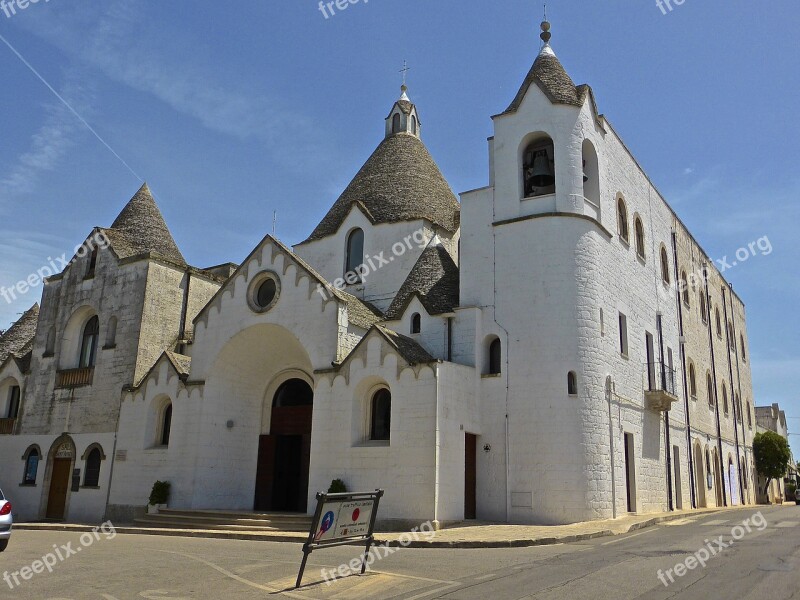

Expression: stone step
xmin=136 ymin=509 xmax=312 ymax=532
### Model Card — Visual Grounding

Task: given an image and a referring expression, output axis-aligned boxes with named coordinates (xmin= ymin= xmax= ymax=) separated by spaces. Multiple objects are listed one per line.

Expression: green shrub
xmin=328 ymin=479 xmax=347 ymax=494
xmin=149 ymin=481 xmax=171 ymax=506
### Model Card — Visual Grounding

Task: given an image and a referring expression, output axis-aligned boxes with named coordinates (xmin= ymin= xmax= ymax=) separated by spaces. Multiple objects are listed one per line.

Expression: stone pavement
xmin=11 ymin=504 xmax=774 ymax=549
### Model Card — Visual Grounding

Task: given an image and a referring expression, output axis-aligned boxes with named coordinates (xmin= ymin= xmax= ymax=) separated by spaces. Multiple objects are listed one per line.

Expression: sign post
xmin=295 ymin=489 xmax=384 ymax=588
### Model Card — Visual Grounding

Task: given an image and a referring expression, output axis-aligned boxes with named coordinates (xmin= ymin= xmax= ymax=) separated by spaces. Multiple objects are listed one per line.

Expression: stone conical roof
xmin=302 ymin=134 xmax=460 ymax=243
xmin=0 ymin=304 xmax=39 ymax=365
xmin=386 ymin=242 xmax=459 ymax=319
xmin=109 ymin=183 xmax=186 ymax=265
xmin=502 ymin=39 xmax=588 ymax=114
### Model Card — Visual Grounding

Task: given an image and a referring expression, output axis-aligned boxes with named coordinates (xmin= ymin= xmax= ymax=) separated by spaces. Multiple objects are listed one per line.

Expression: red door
xmin=465 ymin=434 xmax=477 ymax=520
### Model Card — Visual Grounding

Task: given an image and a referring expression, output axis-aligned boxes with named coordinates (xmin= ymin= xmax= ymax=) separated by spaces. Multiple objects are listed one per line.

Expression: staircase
xmin=133 ymin=509 xmax=312 ymax=533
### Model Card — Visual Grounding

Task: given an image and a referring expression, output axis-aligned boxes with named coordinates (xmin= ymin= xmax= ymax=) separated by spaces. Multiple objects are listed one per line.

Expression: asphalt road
xmin=1 ymin=505 xmax=798 ymax=599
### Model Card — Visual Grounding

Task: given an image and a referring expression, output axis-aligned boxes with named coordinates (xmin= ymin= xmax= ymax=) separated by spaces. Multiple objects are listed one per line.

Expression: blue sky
xmin=1 ymin=1 xmax=798 ymax=454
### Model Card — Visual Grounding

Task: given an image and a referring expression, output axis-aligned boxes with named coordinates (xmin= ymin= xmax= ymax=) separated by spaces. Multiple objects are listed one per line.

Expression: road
xmin=1 ymin=505 xmax=798 ymax=599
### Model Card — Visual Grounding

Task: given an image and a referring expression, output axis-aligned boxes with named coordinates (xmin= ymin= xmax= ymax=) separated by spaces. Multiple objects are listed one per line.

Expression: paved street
xmin=1 ymin=505 xmax=798 ymax=599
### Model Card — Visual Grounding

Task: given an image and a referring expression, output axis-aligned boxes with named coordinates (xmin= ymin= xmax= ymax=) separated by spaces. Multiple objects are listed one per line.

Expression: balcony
xmin=0 ymin=419 xmax=15 ymax=435
xmin=55 ymin=367 xmax=95 ymax=389
xmin=644 ymin=361 xmax=679 ymax=412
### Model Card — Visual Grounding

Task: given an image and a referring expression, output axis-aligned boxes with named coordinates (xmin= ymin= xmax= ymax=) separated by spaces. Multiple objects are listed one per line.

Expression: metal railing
xmin=645 ymin=361 xmax=678 ymax=397
xmin=55 ymin=367 xmax=94 ymax=389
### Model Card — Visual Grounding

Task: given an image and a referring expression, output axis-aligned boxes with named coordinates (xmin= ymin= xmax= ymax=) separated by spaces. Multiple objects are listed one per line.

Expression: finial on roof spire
xmin=399 ymin=60 xmax=411 ymax=100
xmin=540 ymin=5 xmax=552 ymax=45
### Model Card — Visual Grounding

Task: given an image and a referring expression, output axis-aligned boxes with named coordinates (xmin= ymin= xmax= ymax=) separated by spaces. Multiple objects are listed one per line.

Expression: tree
xmin=753 ymin=431 xmax=792 ymax=495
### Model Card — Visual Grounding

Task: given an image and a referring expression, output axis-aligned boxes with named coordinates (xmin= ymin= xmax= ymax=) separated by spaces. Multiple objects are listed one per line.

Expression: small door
xmin=673 ymin=446 xmax=683 ymax=509
xmin=46 ymin=458 xmax=72 ymax=520
xmin=624 ymin=433 xmax=637 ymax=513
xmin=465 ymin=434 xmax=477 ymax=520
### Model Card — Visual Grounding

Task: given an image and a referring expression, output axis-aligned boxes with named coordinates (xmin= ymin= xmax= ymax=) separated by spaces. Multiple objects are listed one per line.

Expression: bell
xmin=583 ymin=160 xmax=589 ymax=183
xmin=529 ymin=150 xmax=555 ymax=188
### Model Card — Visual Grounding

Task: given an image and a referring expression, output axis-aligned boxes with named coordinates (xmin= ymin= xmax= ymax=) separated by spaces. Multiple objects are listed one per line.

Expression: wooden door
xmin=464 ymin=434 xmax=477 ymax=520
xmin=46 ymin=458 xmax=71 ymax=520
xmin=254 ymin=435 xmax=276 ymax=511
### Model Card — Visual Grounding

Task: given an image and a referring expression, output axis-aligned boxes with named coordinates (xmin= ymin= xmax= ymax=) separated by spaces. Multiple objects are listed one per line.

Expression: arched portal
xmin=693 ymin=442 xmax=707 ymax=508
xmin=44 ymin=435 xmax=76 ymax=520
xmin=254 ymin=377 xmax=314 ymax=512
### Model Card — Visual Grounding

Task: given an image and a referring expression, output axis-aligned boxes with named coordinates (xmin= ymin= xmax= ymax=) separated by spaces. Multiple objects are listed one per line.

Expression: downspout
xmin=671 ymin=232 xmax=696 ymax=509
xmin=656 ymin=313 xmax=673 ymax=511
xmin=703 ymin=266 xmax=728 ymax=506
xmin=726 ymin=287 xmax=748 ymax=503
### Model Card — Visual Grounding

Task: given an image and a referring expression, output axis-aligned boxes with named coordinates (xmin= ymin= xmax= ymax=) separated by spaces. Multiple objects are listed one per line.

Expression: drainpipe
xmin=722 ymin=284 xmax=747 ymax=504
xmin=656 ymin=313 xmax=673 ymax=511
xmin=671 ymin=232 xmax=696 ymax=509
xmin=703 ymin=266 xmax=727 ymax=507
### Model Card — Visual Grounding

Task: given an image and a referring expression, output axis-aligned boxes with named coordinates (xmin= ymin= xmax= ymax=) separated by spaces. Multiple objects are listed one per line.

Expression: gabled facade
xmin=0 ymin=17 xmax=757 ymax=527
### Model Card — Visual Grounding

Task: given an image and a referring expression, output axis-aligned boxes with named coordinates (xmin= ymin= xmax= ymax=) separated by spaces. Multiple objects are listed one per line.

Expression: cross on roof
xmin=400 ymin=60 xmax=410 ymax=86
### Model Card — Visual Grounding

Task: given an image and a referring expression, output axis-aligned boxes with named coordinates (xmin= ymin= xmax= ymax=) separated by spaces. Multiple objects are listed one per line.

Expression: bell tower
xmin=385 ymin=67 xmax=421 ymax=140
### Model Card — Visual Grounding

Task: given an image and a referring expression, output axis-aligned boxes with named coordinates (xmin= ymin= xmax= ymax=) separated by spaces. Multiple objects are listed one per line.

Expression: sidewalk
xmin=12 ymin=504 xmax=772 ymax=549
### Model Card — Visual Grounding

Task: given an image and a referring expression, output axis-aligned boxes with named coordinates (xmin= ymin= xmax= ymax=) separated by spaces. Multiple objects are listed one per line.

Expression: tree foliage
xmin=754 ymin=431 xmax=791 ymax=493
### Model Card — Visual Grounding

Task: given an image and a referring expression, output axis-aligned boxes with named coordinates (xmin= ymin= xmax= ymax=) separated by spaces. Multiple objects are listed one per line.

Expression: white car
xmin=0 ymin=488 xmax=11 ymax=551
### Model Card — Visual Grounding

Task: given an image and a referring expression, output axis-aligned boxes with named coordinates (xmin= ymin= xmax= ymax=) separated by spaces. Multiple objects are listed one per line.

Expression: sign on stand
xmin=295 ymin=489 xmax=384 ymax=588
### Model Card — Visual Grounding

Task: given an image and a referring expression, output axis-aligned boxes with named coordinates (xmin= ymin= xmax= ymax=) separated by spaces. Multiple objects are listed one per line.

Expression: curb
xmin=12 ymin=507 xmax=734 ymax=549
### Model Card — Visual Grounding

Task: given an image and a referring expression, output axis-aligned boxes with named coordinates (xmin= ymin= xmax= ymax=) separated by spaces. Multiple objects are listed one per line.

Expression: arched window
xmin=736 ymin=393 xmax=743 ymax=422
xmin=522 ymin=139 xmax=555 ymax=198
xmin=411 ymin=313 xmax=421 ymax=335
xmin=747 ymin=402 xmax=753 ymax=428
xmin=706 ymin=373 xmax=715 ymax=407
xmin=370 ymin=389 xmax=391 ymax=441
xmin=79 ymin=316 xmax=100 ymax=368
xmin=740 ymin=335 xmax=747 ymax=362
xmin=567 ymin=372 xmax=578 ymax=395
xmin=715 ymin=309 xmax=722 ymax=338
xmin=617 ymin=198 xmax=629 ymax=243
xmin=700 ymin=291 xmax=708 ymax=325
xmin=345 ymin=228 xmax=365 ymax=281
xmin=728 ymin=323 xmax=735 ymax=350
xmin=634 ymin=217 xmax=646 ymax=259
xmin=105 ymin=317 xmax=117 ymax=349
xmin=581 ymin=140 xmax=600 ymax=208
xmin=681 ymin=271 xmax=690 ymax=306
xmin=83 ymin=447 xmax=102 ymax=487
xmin=22 ymin=446 xmax=39 ymax=485
xmin=5 ymin=385 xmax=20 ymax=419
xmin=392 ymin=113 xmax=401 ymax=134
xmin=411 ymin=115 xmax=418 ymax=135
xmin=660 ymin=247 xmax=671 ymax=284
xmin=160 ymin=403 xmax=173 ymax=447
xmin=86 ymin=246 xmax=98 ymax=278
xmin=741 ymin=455 xmax=748 ymax=489
xmin=487 ymin=338 xmax=502 ymax=375
xmin=45 ymin=326 xmax=56 ymax=355
xmin=689 ymin=363 xmax=697 ymax=399
xmin=722 ymin=384 xmax=729 ymax=415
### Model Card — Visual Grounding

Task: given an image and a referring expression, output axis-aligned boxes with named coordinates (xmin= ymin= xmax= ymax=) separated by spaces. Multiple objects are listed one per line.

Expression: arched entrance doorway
xmin=713 ymin=449 xmax=724 ymax=507
xmin=694 ymin=442 xmax=707 ymax=508
xmin=45 ymin=436 xmax=76 ymax=520
xmin=254 ymin=378 xmax=314 ymax=512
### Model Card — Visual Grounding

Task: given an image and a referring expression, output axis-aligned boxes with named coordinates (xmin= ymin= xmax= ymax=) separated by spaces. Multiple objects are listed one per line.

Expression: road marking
xmin=601 ymin=529 xmax=658 ymax=545
xmin=775 ymin=521 xmax=799 ymax=528
xmin=474 ymin=574 xmax=496 ymax=580
xmin=701 ymin=519 xmax=730 ymax=526
xmin=403 ymin=582 xmax=461 ymax=600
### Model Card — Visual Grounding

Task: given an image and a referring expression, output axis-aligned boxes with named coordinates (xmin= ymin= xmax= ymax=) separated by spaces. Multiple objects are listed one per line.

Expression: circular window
xmin=248 ymin=272 xmax=281 ymax=313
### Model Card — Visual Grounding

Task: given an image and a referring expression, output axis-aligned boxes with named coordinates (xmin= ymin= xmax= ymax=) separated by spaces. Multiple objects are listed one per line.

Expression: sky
xmin=0 ymin=1 xmax=798 ymax=455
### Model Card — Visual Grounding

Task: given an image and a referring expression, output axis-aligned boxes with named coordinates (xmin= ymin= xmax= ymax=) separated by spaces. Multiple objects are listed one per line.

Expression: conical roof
xmin=386 ymin=242 xmax=459 ymax=319
xmin=0 ymin=304 xmax=39 ymax=365
xmin=302 ymin=134 xmax=460 ymax=243
xmin=503 ymin=44 xmax=586 ymax=114
xmin=109 ymin=183 xmax=186 ymax=265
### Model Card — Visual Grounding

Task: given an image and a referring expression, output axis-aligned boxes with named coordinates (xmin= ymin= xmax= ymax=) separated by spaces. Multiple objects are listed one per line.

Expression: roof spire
xmin=540 ymin=6 xmax=554 ymax=56
xmin=399 ymin=60 xmax=411 ymax=100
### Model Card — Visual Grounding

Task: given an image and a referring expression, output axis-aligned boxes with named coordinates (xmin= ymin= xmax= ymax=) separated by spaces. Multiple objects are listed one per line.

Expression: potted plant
xmin=148 ymin=481 xmax=171 ymax=514
xmin=328 ymin=479 xmax=347 ymax=494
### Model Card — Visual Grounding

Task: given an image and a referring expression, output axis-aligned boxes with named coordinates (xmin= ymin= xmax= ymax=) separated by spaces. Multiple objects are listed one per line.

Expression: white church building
xmin=0 ymin=20 xmax=757 ymax=528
